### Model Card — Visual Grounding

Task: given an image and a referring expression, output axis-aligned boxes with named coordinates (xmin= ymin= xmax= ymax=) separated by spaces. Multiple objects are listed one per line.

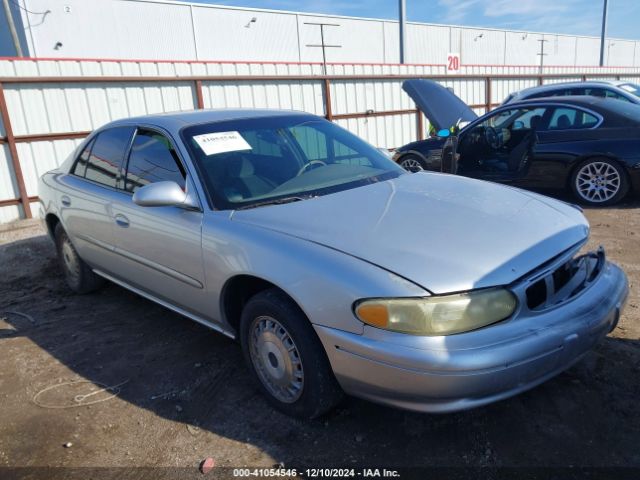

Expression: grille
xmin=521 ymin=247 xmax=605 ymax=311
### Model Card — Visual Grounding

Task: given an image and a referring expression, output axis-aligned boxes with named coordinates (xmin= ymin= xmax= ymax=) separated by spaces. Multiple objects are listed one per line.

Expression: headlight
xmin=354 ymin=288 xmax=517 ymax=336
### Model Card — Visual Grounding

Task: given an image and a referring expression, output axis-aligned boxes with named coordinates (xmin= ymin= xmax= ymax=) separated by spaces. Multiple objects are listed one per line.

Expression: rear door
xmin=58 ymin=126 xmax=135 ymax=271
xmin=109 ymin=127 xmax=208 ymax=315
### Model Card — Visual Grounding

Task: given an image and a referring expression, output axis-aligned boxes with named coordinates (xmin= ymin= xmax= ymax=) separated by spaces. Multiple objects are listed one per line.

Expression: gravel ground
xmin=0 ymin=195 xmax=638 ymax=479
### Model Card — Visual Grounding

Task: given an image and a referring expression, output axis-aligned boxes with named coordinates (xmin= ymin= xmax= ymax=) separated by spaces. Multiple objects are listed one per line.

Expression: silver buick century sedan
xmin=39 ymin=109 xmax=629 ymax=418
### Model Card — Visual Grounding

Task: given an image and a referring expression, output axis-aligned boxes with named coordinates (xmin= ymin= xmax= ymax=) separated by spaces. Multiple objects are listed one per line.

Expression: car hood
xmin=403 ymin=79 xmax=478 ymax=131
xmin=232 ymin=173 xmax=589 ymax=294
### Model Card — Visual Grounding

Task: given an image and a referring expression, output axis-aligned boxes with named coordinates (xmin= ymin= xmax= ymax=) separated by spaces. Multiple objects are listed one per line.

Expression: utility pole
xmin=2 ymin=0 xmax=23 ymax=57
xmin=399 ymin=0 xmax=406 ymax=64
xmin=537 ymin=38 xmax=548 ymax=74
xmin=304 ymin=22 xmax=341 ymax=75
xmin=599 ymin=0 xmax=609 ymax=66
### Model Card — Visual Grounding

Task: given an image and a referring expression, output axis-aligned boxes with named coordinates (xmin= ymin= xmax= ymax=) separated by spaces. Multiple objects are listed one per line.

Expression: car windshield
xmin=182 ymin=114 xmax=405 ymax=210
xmin=618 ymin=83 xmax=640 ymax=98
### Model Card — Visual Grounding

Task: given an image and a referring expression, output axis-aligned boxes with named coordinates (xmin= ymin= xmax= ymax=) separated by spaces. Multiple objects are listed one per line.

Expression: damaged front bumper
xmin=314 ymin=248 xmax=628 ymax=413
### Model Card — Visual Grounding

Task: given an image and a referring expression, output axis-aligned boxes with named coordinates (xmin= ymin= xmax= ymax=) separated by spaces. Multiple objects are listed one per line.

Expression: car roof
xmin=489 ymin=95 xmax=640 ymax=128
xmin=516 ymin=80 xmax=624 ymax=96
xmin=501 ymin=95 xmax=610 ymax=110
xmin=104 ymin=108 xmax=314 ymax=132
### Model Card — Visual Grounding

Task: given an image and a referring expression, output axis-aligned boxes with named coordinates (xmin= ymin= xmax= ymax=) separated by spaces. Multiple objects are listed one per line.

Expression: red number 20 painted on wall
xmin=447 ymin=55 xmax=460 ymax=71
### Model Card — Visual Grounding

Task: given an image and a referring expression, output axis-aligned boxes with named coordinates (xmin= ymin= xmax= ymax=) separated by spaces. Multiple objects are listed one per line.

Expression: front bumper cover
xmin=314 ymin=260 xmax=628 ymax=413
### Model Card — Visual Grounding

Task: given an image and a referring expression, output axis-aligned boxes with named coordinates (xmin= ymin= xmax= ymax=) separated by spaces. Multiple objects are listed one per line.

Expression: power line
xmin=9 ymin=0 xmax=49 ymax=16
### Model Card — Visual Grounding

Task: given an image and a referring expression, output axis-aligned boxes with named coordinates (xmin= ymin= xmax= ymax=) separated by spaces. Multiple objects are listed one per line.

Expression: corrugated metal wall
xmin=16 ymin=0 xmax=640 ymax=67
xmin=1 ymin=57 xmax=640 ymax=223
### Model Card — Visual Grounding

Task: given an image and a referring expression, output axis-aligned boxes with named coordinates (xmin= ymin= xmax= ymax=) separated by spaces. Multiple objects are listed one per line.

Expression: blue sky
xmin=187 ymin=0 xmax=640 ymax=40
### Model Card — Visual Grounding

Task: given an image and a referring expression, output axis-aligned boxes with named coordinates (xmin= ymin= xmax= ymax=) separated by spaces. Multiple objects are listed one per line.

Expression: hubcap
xmin=249 ymin=316 xmax=304 ymax=403
xmin=401 ymin=157 xmax=424 ymax=171
xmin=575 ymin=162 xmax=620 ymax=203
xmin=61 ymin=239 xmax=80 ymax=283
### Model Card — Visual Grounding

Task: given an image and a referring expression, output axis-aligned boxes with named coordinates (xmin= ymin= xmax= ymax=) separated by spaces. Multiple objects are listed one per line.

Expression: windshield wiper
xmin=235 ymin=195 xmax=317 ymax=210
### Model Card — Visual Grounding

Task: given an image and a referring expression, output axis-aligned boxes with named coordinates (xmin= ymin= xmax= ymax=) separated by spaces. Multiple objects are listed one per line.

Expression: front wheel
xmin=399 ymin=153 xmax=428 ymax=171
xmin=570 ymin=158 xmax=629 ymax=206
xmin=240 ymin=289 xmax=343 ymax=418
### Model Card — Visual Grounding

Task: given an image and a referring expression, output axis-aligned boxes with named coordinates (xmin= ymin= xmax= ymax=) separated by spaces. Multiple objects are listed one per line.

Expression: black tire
xmin=240 ymin=288 xmax=343 ymax=419
xmin=54 ymin=223 xmax=105 ymax=294
xmin=399 ymin=153 xmax=428 ymax=171
xmin=570 ymin=157 xmax=629 ymax=206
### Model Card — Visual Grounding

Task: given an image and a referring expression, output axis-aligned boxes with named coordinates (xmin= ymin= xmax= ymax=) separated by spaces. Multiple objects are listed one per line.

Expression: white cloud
xmin=435 ymin=0 xmax=603 ymax=36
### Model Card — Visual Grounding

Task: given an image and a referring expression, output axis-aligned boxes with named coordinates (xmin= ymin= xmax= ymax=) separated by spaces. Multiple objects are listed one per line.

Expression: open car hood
xmin=232 ymin=173 xmax=589 ymax=294
xmin=403 ymin=79 xmax=478 ymax=131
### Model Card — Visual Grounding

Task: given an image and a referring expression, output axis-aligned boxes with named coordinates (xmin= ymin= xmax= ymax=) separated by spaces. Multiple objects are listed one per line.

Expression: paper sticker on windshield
xmin=193 ymin=131 xmax=252 ymax=156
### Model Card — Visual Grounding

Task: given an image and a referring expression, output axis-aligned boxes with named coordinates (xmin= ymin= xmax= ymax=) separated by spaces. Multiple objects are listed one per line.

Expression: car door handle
xmin=61 ymin=195 xmax=71 ymax=207
xmin=114 ymin=214 xmax=130 ymax=228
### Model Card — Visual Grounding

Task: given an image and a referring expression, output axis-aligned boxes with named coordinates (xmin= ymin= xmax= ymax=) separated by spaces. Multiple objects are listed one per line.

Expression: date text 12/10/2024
xmin=232 ymin=468 xmax=401 ymax=478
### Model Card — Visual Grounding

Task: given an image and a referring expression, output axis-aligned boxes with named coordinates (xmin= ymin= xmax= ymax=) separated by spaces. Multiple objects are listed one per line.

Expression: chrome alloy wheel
xmin=575 ymin=161 xmax=621 ymax=203
xmin=61 ymin=238 xmax=81 ymax=284
xmin=400 ymin=157 xmax=424 ymax=171
xmin=249 ymin=316 xmax=304 ymax=403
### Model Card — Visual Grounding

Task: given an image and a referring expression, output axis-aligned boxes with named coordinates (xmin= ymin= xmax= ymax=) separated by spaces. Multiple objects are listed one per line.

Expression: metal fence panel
xmin=201 ymin=80 xmax=325 ymax=116
xmin=2 ymin=58 xmax=640 ymax=222
xmin=4 ymin=82 xmax=196 ymax=136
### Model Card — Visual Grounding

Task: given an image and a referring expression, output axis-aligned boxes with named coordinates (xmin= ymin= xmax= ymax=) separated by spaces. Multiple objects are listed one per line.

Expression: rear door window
xmin=584 ymin=88 xmax=607 ymax=98
xmin=124 ymin=129 xmax=186 ymax=193
xmin=82 ymin=127 xmax=135 ymax=188
xmin=604 ymin=89 xmax=632 ymax=102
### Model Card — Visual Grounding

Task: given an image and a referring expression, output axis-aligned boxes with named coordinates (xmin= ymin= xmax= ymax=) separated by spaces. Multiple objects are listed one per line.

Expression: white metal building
xmin=7 ymin=0 xmax=640 ymax=66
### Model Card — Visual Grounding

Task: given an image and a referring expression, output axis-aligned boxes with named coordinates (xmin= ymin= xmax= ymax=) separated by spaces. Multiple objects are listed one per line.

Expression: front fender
xmin=201 ymin=212 xmax=428 ymax=335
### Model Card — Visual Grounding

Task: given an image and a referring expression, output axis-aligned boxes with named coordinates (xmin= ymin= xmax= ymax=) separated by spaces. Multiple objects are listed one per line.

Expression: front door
xmin=109 ymin=128 xmax=208 ymax=316
xmin=455 ymin=106 xmax=550 ymax=183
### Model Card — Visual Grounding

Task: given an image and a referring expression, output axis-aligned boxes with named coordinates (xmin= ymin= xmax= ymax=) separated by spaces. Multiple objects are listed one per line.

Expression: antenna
xmin=537 ymin=38 xmax=549 ymax=74
xmin=304 ymin=22 xmax=341 ymax=75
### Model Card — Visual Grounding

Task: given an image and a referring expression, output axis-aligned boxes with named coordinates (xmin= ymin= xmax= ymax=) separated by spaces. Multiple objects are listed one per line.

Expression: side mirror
xmin=513 ymin=120 xmax=524 ymax=130
xmin=132 ymin=181 xmax=199 ymax=210
xmin=437 ymin=129 xmax=451 ymax=138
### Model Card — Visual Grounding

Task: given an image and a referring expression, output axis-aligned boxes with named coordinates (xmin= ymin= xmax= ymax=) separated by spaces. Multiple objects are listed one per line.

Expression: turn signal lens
xmin=355 ymin=303 xmax=389 ymax=328
xmin=354 ymin=288 xmax=517 ymax=336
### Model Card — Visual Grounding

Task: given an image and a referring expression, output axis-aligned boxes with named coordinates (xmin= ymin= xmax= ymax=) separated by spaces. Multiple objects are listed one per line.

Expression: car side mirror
xmin=514 ymin=120 xmax=524 ymax=130
xmin=436 ymin=129 xmax=451 ymax=138
xmin=132 ymin=181 xmax=199 ymax=210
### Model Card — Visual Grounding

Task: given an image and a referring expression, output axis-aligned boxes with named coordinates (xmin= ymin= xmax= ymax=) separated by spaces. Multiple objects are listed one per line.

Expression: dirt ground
xmin=0 ymin=193 xmax=639 ymax=479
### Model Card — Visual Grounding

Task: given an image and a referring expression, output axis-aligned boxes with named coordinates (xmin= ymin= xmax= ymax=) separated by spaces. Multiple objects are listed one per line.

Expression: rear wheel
xmin=399 ymin=153 xmax=428 ymax=171
xmin=570 ymin=158 xmax=629 ymax=206
xmin=240 ymin=288 xmax=343 ymax=418
xmin=54 ymin=223 xmax=105 ymax=294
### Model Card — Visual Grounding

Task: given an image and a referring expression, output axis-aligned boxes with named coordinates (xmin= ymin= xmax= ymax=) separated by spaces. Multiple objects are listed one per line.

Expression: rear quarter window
xmin=548 ymin=107 xmax=599 ymax=130
xmin=71 ymin=139 xmax=94 ymax=177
